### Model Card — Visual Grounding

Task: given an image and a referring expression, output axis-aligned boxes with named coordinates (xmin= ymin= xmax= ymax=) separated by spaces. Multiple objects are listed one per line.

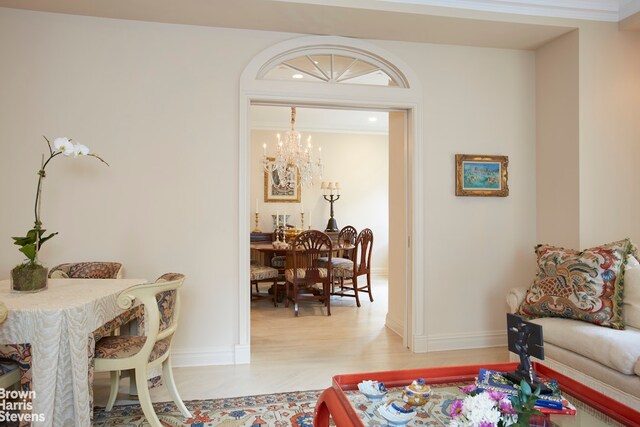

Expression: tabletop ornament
xmin=357 ymin=380 xmax=388 ymax=401
xmin=402 ymin=378 xmax=431 ymax=406
xmin=377 ymin=401 xmax=417 ymax=426
xmin=10 ymin=136 xmax=108 ymax=293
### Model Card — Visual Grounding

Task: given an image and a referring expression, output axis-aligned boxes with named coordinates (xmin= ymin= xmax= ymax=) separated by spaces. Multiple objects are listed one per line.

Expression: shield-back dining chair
xmin=285 ymin=230 xmax=333 ymax=316
xmin=93 ymin=274 xmax=191 ymax=426
xmin=331 ymin=228 xmax=374 ymax=307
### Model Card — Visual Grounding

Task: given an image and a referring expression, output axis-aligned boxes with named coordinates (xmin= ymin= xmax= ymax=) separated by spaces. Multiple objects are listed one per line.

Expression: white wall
xmin=0 ymin=7 xmax=539 ymax=361
xmin=536 ymin=30 xmax=580 ymax=249
xmin=250 ymin=128 xmax=389 ymax=273
xmin=578 ymin=24 xmax=640 ymax=248
xmin=376 ymin=40 xmax=537 ymax=349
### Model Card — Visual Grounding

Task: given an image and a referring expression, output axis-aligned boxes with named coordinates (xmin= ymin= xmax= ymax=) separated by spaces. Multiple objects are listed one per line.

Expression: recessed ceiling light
xmin=292 ymin=74 xmax=304 ymax=79
xmin=368 ymin=116 xmax=378 ymax=122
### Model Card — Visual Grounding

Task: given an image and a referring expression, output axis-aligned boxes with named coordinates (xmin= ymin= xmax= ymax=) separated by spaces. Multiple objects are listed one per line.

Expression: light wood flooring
xmin=93 ymin=275 xmax=509 ymax=405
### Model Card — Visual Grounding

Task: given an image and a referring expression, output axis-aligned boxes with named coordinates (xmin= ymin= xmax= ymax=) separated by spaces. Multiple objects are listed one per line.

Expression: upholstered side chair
xmin=0 ymin=302 xmax=20 ymax=390
xmin=250 ymin=265 xmax=279 ymax=305
xmin=49 ymin=262 xmax=123 ymax=279
xmin=93 ymin=274 xmax=191 ymax=426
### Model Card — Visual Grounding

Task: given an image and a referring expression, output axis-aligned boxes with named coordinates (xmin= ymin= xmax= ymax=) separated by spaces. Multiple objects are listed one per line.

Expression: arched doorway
xmin=237 ymin=36 xmax=424 ymax=363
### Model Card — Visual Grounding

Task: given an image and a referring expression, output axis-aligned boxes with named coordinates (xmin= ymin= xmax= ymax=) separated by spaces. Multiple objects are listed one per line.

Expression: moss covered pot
xmin=11 ymin=263 xmax=48 ymax=293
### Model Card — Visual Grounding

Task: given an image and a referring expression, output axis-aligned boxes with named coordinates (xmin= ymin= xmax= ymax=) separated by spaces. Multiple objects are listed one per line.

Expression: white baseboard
xmin=426 ymin=330 xmax=506 ymax=352
xmin=385 ymin=314 xmax=404 ymax=337
xmin=412 ymin=334 xmax=429 ymax=352
xmin=371 ymin=267 xmax=388 ymax=275
xmin=171 ymin=345 xmax=250 ymax=367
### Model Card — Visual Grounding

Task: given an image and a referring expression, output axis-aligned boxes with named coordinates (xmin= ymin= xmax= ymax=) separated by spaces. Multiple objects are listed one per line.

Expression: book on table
xmin=476 ymin=368 xmax=567 ymax=411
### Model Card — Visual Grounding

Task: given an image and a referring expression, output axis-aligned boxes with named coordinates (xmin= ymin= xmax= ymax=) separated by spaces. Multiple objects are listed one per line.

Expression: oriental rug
xmin=93 ymin=390 xmax=323 ymax=426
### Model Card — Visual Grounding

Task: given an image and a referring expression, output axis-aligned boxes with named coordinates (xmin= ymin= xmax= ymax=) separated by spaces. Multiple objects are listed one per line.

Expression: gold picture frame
xmin=455 ymin=154 xmax=509 ymax=197
xmin=264 ymin=158 xmax=301 ymax=203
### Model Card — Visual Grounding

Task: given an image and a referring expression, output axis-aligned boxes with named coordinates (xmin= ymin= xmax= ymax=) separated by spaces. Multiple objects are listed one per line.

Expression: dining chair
xmin=93 ymin=274 xmax=191 ymax=426
xmin=0 ymin=302 xmax=20 ymax=390
xmin=316 ymin=225 xmax=357 ymax=289
xmin=331 ymin=228 xmax=374 ymax=307
xmin=250 ymin=264 xmax=279 ymax=305
xmin=284 ymin=230 xmax=333 ymax=316
xmin=270 ymin=230 xmax=287 ymax=276
xmin=49 ymin=262 xmax=123 ymax=279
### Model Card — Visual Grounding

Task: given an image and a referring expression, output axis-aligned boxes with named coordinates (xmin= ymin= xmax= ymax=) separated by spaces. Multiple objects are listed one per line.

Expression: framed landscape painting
xmin=455 ymin=154 xmax=509 ymax=197
xmin=264 ymin=158 xmax=301 ymax=203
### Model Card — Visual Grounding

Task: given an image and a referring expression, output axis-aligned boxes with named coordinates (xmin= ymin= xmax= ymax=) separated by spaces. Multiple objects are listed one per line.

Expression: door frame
xmin=237 ymin=36 xmax=425 ymax=362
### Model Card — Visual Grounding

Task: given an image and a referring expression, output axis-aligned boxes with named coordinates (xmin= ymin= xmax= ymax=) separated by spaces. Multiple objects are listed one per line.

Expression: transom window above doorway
xmin=258 ymin=49 xmax=408 ymax=88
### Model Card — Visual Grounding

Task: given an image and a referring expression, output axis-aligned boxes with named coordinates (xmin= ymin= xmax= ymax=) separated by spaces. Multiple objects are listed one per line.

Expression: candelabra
xmin=253 ymin=212 xmax=261 ymax=233
xmin=300 ymin=212 xmax=305 ymax=230
xmin=322 ymin=181 xmax=341 ymax=232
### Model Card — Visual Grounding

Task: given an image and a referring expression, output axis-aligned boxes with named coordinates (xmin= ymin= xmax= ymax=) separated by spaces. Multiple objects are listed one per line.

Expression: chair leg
xmin=272 ymin=278 xmax=278 ymax=307
xmin=163 ymin=357 xmax=192 ymax=418
xmin=353 ymin=276 xmax=362 ymax=308
xmin=135 ymin=368 xmax=162 ymax=427
xmin=284 ymin=281 xmax=290 ymax=308
xmin=367 ymin=272 xmax=374 ymax=302
xmin=105 ymin=371 xmax=120 ymax=411
xmin=293 ymin=283 xmax=299 ymax=317
xmin=325 ymin=282 xmax=331 ymax=316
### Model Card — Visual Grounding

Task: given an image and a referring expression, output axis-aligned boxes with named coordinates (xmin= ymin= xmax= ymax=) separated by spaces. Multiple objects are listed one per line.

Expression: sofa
xmin=506 ymin=241 xmax=640 ymax=410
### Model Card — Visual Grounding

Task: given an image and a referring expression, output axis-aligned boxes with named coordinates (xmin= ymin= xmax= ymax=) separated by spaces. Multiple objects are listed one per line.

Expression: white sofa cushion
xmin=624 ymin=256 xmax=640 ymax=329
xmin=531 ymin=317 xmax=640 ymax=376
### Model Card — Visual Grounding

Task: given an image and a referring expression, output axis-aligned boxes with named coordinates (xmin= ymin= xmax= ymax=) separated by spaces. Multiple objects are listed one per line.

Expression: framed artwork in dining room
xmin=264 ymin=158 xmax=301 ymax=202
xmin=455 ymin=154 xmax=509 ymax=197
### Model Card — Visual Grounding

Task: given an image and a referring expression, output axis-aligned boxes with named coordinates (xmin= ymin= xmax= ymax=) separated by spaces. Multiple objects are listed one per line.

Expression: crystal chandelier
xmin=262 ymin=107 xmax=323 ymax=190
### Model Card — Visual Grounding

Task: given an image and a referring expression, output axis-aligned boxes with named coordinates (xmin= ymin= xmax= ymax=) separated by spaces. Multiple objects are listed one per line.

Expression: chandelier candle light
xmin=262 ymin=107 xmax=323 ymax=190
xmin=322 ymin=181 xmax=340 ymax=232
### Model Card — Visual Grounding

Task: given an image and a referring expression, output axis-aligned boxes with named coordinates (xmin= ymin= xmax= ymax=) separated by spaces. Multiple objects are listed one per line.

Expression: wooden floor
xmin=93 ymin=275 xmax=509 ymax=405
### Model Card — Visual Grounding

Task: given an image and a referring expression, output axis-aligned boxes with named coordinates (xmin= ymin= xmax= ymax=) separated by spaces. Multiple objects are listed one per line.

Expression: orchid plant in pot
xmin=10 ymin=136 xmax=108 ymax=293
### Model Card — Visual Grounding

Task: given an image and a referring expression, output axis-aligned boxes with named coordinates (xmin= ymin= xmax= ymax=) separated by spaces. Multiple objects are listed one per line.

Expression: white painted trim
xmin=385 ymin=314 xmax=404 ymax=337
xmin=239 ymin=35 xmax=424 ymax=363
xmin=412 ymin=334 xmax=429 ymax=353
xmin=370 ymin=267 xmax=388 ymax=275
xmin=620 ymin=0 xmax=640 ymax=19
xmin=426 ymin=330 xmax=507 ymax=352
xmin=364 ymin=0 xmax=622 ymax=21
xmin=170 ymin=346 xmax=236 ymax=367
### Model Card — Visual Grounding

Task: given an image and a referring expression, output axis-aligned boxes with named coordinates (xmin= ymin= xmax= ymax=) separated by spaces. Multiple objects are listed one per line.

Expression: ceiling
xmin=251 ymin=105 xmax=390 ymax=135
xmin=2 ymin=1 xmax=638 ymax=48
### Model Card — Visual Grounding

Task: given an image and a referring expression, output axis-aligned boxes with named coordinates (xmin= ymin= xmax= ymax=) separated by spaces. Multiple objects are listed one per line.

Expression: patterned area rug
xmin=93 ymin=390 xmax=323 ymax=426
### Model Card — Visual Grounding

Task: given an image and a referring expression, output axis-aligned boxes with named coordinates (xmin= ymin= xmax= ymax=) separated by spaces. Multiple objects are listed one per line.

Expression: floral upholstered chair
xmin=93 ymin=273 xmax=191 ymax=426
xmin=0 ymin=302 xmax=20 ymax=390
xmin=49 ymin=262 xmax=123 ymax=279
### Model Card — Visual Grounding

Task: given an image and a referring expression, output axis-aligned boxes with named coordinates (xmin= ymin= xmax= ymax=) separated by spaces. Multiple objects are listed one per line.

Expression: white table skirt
xmin=0 ymin=278 xmax=146 ymax=427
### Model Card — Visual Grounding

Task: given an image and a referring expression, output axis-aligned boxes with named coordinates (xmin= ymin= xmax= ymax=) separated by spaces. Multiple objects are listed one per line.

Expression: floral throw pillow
xmin=517 ymin=239 xmax=638 ymax=329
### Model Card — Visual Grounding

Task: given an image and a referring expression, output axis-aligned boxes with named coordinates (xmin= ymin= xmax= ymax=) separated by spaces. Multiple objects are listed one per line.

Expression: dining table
xmin=0 ymin=278 xmax=146 ymax=427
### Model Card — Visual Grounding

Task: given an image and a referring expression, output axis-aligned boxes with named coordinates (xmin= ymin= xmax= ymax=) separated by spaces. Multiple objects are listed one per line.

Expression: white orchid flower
xmin=73 ymin=143 xmax=90 ymax=157
xmin=53 ymin=137 xmax=74 ymax=156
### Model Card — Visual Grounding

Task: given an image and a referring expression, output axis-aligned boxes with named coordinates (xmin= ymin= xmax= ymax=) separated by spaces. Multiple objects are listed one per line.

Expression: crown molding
xmin=620 ymin=0 xmax=640 ymax=19
xmin=372 ymin=0 xmax=623 ymax=22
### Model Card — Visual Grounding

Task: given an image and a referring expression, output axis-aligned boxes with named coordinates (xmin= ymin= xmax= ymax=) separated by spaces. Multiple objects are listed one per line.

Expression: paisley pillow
xmin=517 ymin=239 xmax=638 ymax=329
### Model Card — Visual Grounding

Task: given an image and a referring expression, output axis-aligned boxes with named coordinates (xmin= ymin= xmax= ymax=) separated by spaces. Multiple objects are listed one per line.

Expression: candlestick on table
xmin=253 ymin=212 xmax=261 ymax=233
